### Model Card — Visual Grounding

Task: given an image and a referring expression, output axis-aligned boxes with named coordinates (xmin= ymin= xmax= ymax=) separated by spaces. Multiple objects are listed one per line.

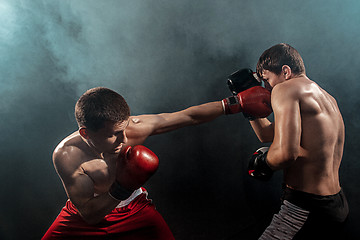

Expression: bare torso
xmin=281 ymin=78 xmax=344 ymax=195
xmin=54 ymin=117 xmax=151 ymax=197
xmin=51 ymin=100 xmax=223 ymax=223
xmin=55 ymin=132 xmax=116 ymax=195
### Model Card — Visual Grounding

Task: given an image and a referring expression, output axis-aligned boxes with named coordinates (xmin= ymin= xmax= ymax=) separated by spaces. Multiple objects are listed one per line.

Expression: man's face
xmin=261 ymin=70 xmax=286 ymax=91
xmin=86 ymin=120 xmax=129 ymax=154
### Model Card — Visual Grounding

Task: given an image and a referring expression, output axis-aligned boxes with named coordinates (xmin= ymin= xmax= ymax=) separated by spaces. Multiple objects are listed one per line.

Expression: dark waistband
xmin=282 ymin=186 xmax=349 ymax=222
xmin=283 ymin=186 xmax=342 ymax=200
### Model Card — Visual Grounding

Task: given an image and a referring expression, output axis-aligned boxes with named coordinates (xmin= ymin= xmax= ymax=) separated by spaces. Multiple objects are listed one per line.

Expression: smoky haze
xmin=0 ymin=0 xmax=359 ymax=239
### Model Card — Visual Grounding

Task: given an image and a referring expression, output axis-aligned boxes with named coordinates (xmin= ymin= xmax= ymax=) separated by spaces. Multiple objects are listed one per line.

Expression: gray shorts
xmin=259 ymin=200 xmax=309 ymax=240
xmin=259 ymin=188 xmax=348 ymax=239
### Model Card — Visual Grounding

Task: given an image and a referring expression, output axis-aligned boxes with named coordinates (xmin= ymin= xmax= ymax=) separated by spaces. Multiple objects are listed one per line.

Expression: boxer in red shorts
xmin=43 ymin=84 xmax=271 ymax=239
xmin=43 ymin=188 xmax=172 ymax=239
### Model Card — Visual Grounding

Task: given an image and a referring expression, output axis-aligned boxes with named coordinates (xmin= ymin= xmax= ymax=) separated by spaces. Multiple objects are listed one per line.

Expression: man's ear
xmin=79 ymin=127 xmax=90 ymax=139
xmin=282 ymin=65 xmax=292 ymax=80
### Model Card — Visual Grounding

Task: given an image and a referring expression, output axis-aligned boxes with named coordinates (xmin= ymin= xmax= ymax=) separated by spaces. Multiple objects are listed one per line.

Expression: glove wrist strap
xmin=249 ymin=151 xmax=274 ymax=181
xmin=242 ymin=112 xmax=257 ymax=121
xmin=257 ymin=152 xmax=273 ymax=175
xmin=108 ymin=181 xmax=134 ymax=201
xmin=222 ymin=96 xmax=241 ymax=115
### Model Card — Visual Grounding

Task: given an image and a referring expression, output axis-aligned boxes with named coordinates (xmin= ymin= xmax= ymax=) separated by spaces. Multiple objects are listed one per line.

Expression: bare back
xmin=279 ymin=78 xmax=344 ymax=195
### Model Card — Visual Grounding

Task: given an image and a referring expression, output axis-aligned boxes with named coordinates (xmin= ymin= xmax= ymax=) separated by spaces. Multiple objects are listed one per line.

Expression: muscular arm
xmin=126 ymin=101 xmax=224 ymax=145
xmin=266 ymin=83 xmax=301 ymax=170
xmin=249 ymin=118 xmax=274 ymax=143
xmin=53 ymin=147 xmax=120 ymax=225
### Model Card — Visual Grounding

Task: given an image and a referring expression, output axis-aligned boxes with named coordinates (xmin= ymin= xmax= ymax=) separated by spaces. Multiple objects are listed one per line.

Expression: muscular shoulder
xmin=53 ymin=132 xmax=88 ymax=176
xmin=53 ymin=132 xmax=114 ymax=194
xmin=271 ymin=80 xmax=299 ymax=110
xmin=125 ymin=115 xmax=163 ymax=145
xmin=124 ymin=116 xmax=148 ymax=143
xmin=272 ymin=77 xmax=316 ymax=102
xmin=272 ymin=77 xmax=334 ymax=117
xmin=128 ymin=115 xmax=162 ymax=127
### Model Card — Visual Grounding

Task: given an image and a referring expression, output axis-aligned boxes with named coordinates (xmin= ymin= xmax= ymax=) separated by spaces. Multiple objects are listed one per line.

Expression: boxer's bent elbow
xmin=268 ymin=148 xmax=298 ymax=170
xmin=277 ymin=152 xmax=298 ymax=168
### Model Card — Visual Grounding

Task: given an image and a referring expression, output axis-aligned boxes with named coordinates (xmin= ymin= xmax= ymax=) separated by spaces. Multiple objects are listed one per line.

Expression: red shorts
xmin=42 ymin=192 xmax=174 ymax=240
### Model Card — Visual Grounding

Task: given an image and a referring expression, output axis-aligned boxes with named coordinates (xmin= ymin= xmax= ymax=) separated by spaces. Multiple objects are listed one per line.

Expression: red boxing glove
xmin=222 ymin=86 xmax=272 ymax=118
xmin=117 ymin=145 xmax=159 ymax=189
xmin=109 ymin=145 xmax=159 ymax=201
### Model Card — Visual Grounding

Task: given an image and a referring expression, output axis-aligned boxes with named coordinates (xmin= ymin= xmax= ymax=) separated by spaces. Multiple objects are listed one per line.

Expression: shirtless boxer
xmin=247 ymin=43 xmax=349 ymax=239
xmin=43 ymin=84 xmax=271 ymax=239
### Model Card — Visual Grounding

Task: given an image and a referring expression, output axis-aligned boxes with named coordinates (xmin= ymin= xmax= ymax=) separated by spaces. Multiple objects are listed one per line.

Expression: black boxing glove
xmin=227 ymin=68 xmax=261 ymax=95
xmin=248 ymin=147 xmax=273 ymax=181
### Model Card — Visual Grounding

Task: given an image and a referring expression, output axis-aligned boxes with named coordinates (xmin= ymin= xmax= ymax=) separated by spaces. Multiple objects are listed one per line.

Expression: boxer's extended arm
xmin=126 ymin=101 xmax=224 ymax=144
xmin=53 ymin=147 xmax=120 ymax=225
xmin=266 ymin=83 xmax=301 ymax=170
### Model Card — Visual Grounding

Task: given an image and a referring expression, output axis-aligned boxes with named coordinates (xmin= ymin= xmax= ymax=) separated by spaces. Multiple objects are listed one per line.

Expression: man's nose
xmin=120 ymin=131 xmax=128 ymax=144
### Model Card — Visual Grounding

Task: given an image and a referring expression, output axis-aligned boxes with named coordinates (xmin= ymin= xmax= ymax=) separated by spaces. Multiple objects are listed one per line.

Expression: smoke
xmin=3 ymin=0 xmax=359 ymax=112
xmin=0 ymin=0 xmax=359 ymax=239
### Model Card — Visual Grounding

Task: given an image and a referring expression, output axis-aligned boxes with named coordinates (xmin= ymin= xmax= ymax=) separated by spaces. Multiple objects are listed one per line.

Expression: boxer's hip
xmin=282 ymin=186 xmax=349 ymax=222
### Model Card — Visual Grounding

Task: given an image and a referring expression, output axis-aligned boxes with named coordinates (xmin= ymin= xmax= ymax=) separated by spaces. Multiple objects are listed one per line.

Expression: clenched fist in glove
xmin=248 ymin=147 xmax=274 ymax=181
xmin=109 ymin=145 xmax=159 ymax=201
xmin=222 ymin=86 xmax=272 ymax=119
xmin=227 ymin=68 xmax=262 ymax=95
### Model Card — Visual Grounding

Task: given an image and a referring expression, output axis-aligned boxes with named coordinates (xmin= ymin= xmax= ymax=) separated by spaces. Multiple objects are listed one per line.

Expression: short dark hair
xmin=75 ymin=87 xmax=130 ymax=131
xmin=256 ymin=43 xmax=305 ymax=78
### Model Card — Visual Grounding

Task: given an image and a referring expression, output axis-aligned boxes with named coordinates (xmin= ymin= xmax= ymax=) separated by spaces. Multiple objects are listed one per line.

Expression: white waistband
xmin=115 ymin=187 xmax=144 ymax=208
xmin=93 ymin=188 xmax=144 ymax=208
